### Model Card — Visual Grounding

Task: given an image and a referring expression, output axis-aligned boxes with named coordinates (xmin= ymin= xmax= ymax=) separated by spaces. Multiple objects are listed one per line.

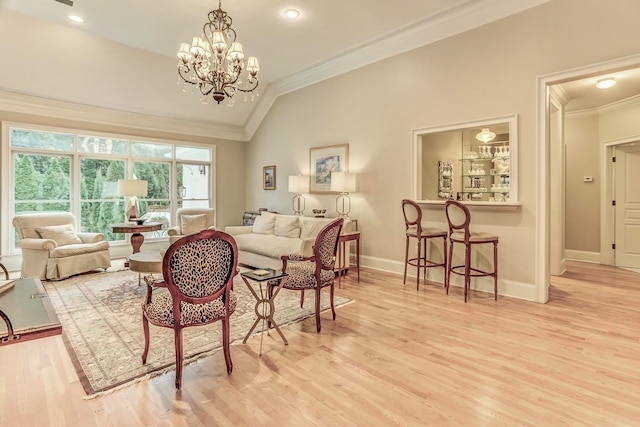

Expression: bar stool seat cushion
xmin=450 ymin=231 xmax=499 ymax=243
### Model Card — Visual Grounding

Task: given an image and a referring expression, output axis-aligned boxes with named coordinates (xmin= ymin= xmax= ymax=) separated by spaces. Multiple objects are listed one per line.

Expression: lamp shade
xmin=330 ymin=172 xmax=356 ymax=193
xmin=117 ymin=179 xmax=148 ymax=197
xmin=288 ymin=175 xmax=309 ymax=193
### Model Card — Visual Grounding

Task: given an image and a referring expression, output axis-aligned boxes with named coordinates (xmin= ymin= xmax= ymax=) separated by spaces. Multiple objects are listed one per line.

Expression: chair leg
xmin=442 ymin=236 xmax=448 ymax=289
xmin=330 ymin=283 xmax=336 ymax=320
xmin=315 ymin=287 xmax=322 ymax=333
xmin=300 ymin=290 xmax=305 ymax=308
xmin=174 ymin=327 xmax=184 ymax=390
xmin=446 ymin=240 xmax=454 ymax=295
xmin=142 ymin=314 xmax=150 ymax=364
xmin=464 ymin=244 xmax=471 ymax=303
xmin=222 ymin=317 xmax=233 ymax=375
xmin=416 ymin=238 xmax=422 ymax=290
xmin=403 ymin=236 xmax=410 ymax=285
xmin=494 ymin=241 xmax=499 ymax=301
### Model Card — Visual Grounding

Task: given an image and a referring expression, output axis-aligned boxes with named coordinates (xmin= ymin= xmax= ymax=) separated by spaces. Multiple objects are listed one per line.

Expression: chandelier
xmin=176 ymin=1 xmax=260 ymax=105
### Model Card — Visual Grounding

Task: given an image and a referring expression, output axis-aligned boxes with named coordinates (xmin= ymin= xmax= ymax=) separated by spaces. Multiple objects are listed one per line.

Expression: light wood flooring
xmin=1 ymin=261 xmax=639 ymax=426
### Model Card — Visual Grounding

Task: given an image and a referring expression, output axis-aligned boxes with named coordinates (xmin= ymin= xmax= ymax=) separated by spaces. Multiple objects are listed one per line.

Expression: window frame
xmin=1 ymin=121 xmax=215 ymax=255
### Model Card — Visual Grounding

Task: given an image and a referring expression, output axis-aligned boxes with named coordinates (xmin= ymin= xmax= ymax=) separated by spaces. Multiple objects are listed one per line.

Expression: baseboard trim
xmin=565 ymin=250 xmax=600 ymax=264
xmin=361 ymin=255 xmax=538 ymax=302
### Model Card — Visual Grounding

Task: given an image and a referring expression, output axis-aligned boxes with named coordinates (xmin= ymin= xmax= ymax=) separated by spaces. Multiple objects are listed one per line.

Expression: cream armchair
xmin=13 ymin=212 xmax=111 ymax=280
xmin=167 ymin=208 xmax=216 ymax=244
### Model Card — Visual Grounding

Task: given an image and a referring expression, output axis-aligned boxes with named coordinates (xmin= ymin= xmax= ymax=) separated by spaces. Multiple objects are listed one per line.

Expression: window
xmin=3 ymin=123 xmax=214 ymax=252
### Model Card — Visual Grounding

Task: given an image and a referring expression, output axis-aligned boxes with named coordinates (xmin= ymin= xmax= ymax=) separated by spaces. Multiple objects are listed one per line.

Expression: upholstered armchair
xmin=141 ymin=229 xmax=238 ymax=389
xmin=166 ymin=208 xmax=216 ymax=244
xmin=270 ymin=217 xmax=343 ymax=333
xmin=12 ymin=212 xmax=111 ymax=280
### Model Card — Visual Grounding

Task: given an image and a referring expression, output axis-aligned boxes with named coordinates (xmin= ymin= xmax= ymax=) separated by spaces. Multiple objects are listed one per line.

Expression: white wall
xmin=246 ymin=0 xmax=640 ymax=301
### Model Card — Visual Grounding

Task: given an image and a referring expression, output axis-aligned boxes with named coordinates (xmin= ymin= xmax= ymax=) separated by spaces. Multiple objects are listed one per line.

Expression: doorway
xmin=540 ymin=53 xmax=640 ymax=303
xmin=610 ymin=143 xmax=640 ymax=269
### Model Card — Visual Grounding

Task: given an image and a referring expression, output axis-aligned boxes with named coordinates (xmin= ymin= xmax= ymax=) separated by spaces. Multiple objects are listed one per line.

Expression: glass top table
xmin=0 ymin=278 xmax=62 ymax=345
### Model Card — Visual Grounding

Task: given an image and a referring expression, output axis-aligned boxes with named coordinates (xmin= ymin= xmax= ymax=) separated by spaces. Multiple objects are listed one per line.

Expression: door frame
xmin=538 ymin=52 xmax=640 ymax=303
xmin=602 ymin=139 xmax=640 ymax=266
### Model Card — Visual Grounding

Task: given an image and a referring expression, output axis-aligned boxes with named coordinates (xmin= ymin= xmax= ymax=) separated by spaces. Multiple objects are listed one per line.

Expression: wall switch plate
xmin=584 ymin=176 xmax=594 ymax=183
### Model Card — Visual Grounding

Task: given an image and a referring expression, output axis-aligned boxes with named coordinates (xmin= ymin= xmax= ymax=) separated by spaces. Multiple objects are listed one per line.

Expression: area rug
xmin=44 ymin=269 xmax=352 ymax=398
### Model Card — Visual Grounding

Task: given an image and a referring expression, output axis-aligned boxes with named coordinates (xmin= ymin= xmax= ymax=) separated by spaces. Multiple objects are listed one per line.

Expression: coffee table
xmin=0 ymin=278 xmax=61 ymax=346
xmin=241 ymin=269 xmax=289 ymax=355
xmin=129 ymin=251 xmax=163 ymax=285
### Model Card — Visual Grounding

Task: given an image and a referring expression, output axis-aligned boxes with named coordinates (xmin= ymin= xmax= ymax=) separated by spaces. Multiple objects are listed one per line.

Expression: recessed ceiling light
xmin=284 ymin=9 xmax=300 ymax=19
xmin=68 ymin=15 xmax=84 ymax=23
xmin=596 ymin=77 xmax=616 ymax=89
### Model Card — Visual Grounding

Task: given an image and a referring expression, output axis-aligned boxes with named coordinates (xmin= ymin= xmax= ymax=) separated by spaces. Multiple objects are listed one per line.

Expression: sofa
xmin=13 ymin=212 xmax=111 ymax=280
xmin=225 ymin=211 xmax=353 ymax=270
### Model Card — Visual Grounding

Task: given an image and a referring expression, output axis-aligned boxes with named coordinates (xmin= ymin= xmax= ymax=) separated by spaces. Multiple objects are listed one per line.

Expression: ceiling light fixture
xmin=596 ymin=77 xmax=616 ymax=89
xmin=176 ymin=0 xmax=260 ymax=105
xmin=284 ymin=9 xmax=300 ymax=19
xmin=68 ymin=15 xmax=84 ymax=23
xmin=476 ymin=128 xmax=496 ymax=143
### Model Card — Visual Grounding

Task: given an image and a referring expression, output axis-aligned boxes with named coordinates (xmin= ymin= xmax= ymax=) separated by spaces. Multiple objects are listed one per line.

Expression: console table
xmin=0 ymin=277 xmax=61 ymax=346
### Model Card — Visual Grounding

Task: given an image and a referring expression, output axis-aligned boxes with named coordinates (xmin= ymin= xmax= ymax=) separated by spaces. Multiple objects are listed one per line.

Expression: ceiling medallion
xmin=176 ymin=0 xmax=260 ymax=105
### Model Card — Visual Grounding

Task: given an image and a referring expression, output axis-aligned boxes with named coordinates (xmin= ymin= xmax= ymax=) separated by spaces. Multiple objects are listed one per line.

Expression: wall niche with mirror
xmin=413 ymin=115 xmax=518 ymax=204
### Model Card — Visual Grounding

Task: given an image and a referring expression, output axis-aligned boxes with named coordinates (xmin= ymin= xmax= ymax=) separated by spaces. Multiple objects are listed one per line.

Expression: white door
xmin=614 ymin=144 xmax=640 ymax=268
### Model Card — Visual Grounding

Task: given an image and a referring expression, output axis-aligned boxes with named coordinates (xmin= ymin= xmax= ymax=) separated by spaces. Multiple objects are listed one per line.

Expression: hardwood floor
xmin=1 ymin=261 xmax=639 ymax=426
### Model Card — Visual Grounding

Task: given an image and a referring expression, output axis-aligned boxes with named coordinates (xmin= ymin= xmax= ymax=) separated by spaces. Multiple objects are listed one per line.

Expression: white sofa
xmin=13 ymin=212 xmax=111 ymax=280
xmin=225 ymin=212 xmax=353 ymax=270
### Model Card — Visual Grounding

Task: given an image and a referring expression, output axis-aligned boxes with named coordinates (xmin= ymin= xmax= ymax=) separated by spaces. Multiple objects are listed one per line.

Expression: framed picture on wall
xmin=309 ymin=144 xmax=349 ymax=193
xmin=263 ymin=165 xmax=276 ymax=190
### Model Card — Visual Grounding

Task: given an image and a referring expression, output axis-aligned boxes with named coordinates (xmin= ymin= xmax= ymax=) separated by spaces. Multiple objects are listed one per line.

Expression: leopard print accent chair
xmin=141 ymin=229 xmax=239 ymax=390
xmin=274 ymin=217 xmax=343 ymax=333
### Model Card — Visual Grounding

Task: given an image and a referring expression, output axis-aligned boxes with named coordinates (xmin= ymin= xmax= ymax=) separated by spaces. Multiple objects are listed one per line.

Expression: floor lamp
xmin=331 ymin=172 xmax=356 ymax=218
xmin=288 ymin=175 xmax=309 ymax=216
xmin=118 ymin=179 xmax=148 ymax=221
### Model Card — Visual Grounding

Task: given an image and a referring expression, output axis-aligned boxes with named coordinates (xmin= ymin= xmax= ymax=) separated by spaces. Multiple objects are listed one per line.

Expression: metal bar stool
xmin=401 ymin=199 xmax=448 ymax=290
xmin=444 ymin=200 xmax=498 ymax=302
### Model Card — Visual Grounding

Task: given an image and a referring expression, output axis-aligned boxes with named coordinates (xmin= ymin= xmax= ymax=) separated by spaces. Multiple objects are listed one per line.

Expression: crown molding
xmin=0 ymin=89 xmax=248 ymax=141
xmin=245 ymin=0 xmax=551 ymax=138
xmin=565 ymin=94 xmax=640 ymax=119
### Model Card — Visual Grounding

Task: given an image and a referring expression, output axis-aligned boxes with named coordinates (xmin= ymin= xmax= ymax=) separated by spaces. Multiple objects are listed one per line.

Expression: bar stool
xmin=401 ymin=199 xmax=448 ymax=290
xmin=444 ymin=200 xmax=498 ymax=302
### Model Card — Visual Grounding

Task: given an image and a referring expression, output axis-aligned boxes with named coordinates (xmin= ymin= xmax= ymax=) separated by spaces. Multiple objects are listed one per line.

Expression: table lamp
xmin=118 ymin=179 xmax=148 ymax=221
xmin=331 ymin=172 xmax=356 ymax=218
xmin=288 ymin=175 xmax=309 ymax=216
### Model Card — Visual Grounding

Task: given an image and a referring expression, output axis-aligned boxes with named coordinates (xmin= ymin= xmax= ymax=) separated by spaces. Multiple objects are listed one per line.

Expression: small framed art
xmin=263 ymin=165 xmax=276 ymax=190
xmin=309 ymin=144 xmax=349 ymax=193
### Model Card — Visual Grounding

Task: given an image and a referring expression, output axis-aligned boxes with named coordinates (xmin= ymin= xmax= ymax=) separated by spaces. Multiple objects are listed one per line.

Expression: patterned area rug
xmin=44 ymin=269 xmax=352 ymax=398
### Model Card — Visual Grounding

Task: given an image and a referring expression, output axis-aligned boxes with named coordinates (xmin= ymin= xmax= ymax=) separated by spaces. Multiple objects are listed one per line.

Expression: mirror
xmin=413 ymin=115 xmax=518 ymax=203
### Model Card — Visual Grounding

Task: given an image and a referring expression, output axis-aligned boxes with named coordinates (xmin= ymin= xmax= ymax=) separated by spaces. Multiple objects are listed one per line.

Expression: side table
xmin=110 ymin=222 xmax=162 ymax=267
xmin=337 ymin=231 xmax=360 ymax=287
xmin=241 ymin=269 xmax=289 ymax=355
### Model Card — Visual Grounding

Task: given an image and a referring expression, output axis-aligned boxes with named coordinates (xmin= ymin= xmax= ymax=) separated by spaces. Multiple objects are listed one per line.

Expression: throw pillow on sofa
xmin=300 ymin=217 xmax=334 ymax=239
xmin=252 ymin=212 xmax=276 ymax=234
xmin=36 ymin=224 xmax=83 ymax=246
xmin=274 ymin=215 xmax=301 ymax=238
xmin=181 ymin=214 xmax=208 ymax=235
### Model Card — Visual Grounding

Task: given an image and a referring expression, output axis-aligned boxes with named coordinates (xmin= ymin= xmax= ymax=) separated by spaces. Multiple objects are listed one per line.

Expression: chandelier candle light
xmin=288 ymin=175 xmax=309 ymax=216
xmin=177 ymin=0 xmax=260 ymax=105
xmin=331 ymin=172 xmax=356 ymax=218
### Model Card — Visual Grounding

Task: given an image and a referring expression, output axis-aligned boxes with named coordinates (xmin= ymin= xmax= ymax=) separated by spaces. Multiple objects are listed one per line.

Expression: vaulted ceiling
xmin=3 ymin=0 xmax=636 ymax=139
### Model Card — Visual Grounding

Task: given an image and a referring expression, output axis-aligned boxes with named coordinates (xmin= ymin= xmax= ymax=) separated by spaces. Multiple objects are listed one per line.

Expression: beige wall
xmin=564 ymin=113 xmax=600 ymax=252
xmin=247 ymin=0 xmax=640 ymax=301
